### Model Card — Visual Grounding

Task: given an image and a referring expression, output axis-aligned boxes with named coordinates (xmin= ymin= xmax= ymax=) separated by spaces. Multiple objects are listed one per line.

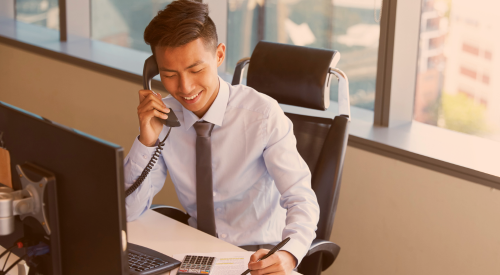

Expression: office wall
xmin=1 ymin=43 xmax=499 ymax=275
xmin=0 ymin=42 xmax=183 ymax=210
xmin=328 ymin=146 xmax=500 ymax=275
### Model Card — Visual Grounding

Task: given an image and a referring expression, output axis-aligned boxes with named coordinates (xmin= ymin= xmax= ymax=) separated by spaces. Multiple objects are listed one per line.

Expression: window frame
xmin=374 ymin=0 xmax=421 ymax=128
xmin=0 ymin=0 xmax=499 ymax=190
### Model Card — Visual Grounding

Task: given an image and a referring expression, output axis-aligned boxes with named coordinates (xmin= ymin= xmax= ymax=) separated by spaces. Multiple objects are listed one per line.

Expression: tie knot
xmin=193 ymin=122 xmax=215 ymax=137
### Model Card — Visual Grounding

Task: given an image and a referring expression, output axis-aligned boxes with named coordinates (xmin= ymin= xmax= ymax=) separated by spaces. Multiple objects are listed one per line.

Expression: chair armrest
xmin=305 ymin=238 xmax=340 ymax=271
xmin=231 ymin=57 xmax=250 ymax=85
xmin=150 ymin=204 xmax=190 ymax=225
xmin=329 ymin=67 xmax=350 ymax=120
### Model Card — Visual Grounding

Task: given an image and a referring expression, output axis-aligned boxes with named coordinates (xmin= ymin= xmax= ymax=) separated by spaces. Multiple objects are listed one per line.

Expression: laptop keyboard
xmin=128 ymin=250 xmax=170 ymax=272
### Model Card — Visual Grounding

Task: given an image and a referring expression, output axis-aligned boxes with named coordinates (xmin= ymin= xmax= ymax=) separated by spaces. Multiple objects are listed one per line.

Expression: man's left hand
xmin=248 ymin=249 xmax=297 ymax=275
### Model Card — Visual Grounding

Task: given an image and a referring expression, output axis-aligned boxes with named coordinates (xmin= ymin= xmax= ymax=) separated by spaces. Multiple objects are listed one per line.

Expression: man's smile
xmin=183 ymin=91 xmax=201 ymax=100
xmin=180 ymin=90 xmax=204 ymax=104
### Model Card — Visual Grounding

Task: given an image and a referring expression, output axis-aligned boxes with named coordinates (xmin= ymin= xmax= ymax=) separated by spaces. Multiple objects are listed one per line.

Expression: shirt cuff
xmin=280 ymin=238 xmax=308 ymax=268
xmin=127 ymin=136 xmax=159 ymax=173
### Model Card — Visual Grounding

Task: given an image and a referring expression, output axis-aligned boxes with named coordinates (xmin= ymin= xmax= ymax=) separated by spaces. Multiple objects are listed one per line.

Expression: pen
xmin=241 ymin=237 xmax=291 ymax=275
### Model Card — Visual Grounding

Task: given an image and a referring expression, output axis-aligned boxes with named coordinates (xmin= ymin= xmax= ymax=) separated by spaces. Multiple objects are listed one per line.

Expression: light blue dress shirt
xmin=124 ymin=77 xmax=320 ymax=264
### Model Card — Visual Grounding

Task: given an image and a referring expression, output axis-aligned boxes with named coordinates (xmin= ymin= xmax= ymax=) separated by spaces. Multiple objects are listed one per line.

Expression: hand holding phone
xmin=137 ymin=55 xmax=180 ymax=147
xmin=126 ymin=55 xmax=181 ymax=197
xmin=137 ymin=90 xmax=170 ymax=147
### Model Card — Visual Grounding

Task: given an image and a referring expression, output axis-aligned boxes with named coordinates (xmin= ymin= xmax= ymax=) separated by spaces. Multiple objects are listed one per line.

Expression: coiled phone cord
xmin=125 ymin=127 xmax=172 ymax=197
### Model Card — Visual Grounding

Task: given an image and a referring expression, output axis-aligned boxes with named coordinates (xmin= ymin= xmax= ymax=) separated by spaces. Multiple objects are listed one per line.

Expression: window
xmin=226 ymin=0 xmax=382 ymax=110
xmin=482 ymin=74 xmax=490 ymax=85
xmin=414 ymin=0 xmax=500 ymax=142
xmin=426 ymin=17 xmax=440 ymax=31
xmin=16 ymin=0 xmax=59 ymax=30
xmin=1 ymin=0 xmax=497 ymax=187
xmin=460 ymin=66 xmax=477 ymax=79
xmin=484 ymin=50 xmax=492 ymax=60
xmin=462 ymin=43 xmax=479 ymax=56
xmin=428 ymin=36 xmax=444 ymax=50
xmin=91 ymin=0 xmax=174 ymax=53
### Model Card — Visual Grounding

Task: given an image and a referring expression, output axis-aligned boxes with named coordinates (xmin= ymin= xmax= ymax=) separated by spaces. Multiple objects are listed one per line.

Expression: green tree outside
xmin=440 ymin=92 xmax=491 ymax=136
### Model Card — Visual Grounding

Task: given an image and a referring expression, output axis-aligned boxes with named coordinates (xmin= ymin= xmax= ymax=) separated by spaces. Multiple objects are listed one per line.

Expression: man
xmin=124 ymin=0 xmax=319 ymax=274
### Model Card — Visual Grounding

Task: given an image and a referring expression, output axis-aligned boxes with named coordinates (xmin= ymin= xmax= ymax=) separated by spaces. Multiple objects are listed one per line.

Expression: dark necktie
xmin=193 ymin=121 xmax=217 ymax=236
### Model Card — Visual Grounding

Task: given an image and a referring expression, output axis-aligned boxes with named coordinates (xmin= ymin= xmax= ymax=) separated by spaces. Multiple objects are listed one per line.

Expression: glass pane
xmin=91 ymin=0 xmax=174 ymax=53
xmin=227 ymin=0 xmax=382 ymax=110
xmin=16 ymin=0 xmax=60 ymax=30
xmin=414 ymin=0 xmax=500 ymax=142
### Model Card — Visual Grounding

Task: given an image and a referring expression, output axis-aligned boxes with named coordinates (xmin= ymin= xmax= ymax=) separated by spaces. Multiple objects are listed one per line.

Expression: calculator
xmin=177 ymin=255 xmax=216 ymax=275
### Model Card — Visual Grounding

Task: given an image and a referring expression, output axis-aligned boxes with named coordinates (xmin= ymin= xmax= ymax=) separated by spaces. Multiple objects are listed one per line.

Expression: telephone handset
xmin=125 ymin=56 xmax=181 ymax=197
xmin=142 ymin=55 xmax=181 ymax=127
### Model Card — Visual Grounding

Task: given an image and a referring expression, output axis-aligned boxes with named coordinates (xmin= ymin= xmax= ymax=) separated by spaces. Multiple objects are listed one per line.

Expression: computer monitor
xmin=0 ymin=101 xmax=128 ymax=274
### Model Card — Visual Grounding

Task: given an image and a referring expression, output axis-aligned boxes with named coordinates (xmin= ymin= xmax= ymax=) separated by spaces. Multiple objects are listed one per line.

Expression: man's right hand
xmin=137 ymin=90 xmax=170 ymax=147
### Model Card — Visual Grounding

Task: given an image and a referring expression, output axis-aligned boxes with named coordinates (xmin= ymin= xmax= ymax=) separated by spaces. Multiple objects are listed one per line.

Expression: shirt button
xmin=216 ymin=208 xmax=222 ymax=212
xmin=213 ymin=192 xmax=217 ymax=197
xmin=143 ymin=155 xmax=147 ymax=159
xmin=220 ymin=233 xmax=227 ymax=238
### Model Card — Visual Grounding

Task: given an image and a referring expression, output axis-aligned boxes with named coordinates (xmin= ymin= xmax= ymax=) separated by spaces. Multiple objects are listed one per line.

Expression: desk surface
xmin=128 ymin=210 xmax=245 ymax=255
xmin=128 ymin=210 xmax=300 ymax=275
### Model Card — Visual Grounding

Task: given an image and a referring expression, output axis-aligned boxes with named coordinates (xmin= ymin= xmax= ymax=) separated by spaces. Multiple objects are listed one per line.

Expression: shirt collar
xmin=182 ymin=76 xmax=229 ymax=131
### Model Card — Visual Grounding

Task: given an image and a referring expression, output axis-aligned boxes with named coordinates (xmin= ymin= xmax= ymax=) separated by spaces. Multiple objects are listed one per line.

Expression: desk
xmin=128 ymin=209 xmax=244 ymax=255
xmin=128 ymin=210 xmax=301 ymax=275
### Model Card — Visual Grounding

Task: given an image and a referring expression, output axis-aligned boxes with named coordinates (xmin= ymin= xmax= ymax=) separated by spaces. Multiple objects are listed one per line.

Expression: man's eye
xmin=165 ymin=75 xmax=176 ymax=78
xmin=193 ymin=69 xmax=203 ymax=74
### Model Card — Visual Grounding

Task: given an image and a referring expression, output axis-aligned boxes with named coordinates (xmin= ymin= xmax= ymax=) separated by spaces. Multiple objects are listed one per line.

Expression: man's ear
xmin=216 ymin=43 xmax=226 ymax=67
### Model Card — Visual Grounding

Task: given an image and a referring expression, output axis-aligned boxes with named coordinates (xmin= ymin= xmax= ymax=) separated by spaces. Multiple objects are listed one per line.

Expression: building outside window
xmin=91 ymin=0 xmax=174 ymax=53
xmin=227 ymin=0 xmax=382 ymax=110
xmin=89 ymin=0 xmax=383 ymax=112
xmin=16 ymin=0 xmax=60 ymax=30
xmin=414 ymin=0 xmax=500 ymax=142
xmin=15 ymin=0 xmax=384 ymax=113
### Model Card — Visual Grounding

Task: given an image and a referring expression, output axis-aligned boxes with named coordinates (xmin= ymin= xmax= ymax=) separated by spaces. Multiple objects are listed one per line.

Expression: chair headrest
xmin=247 ymin=41 xmax=339 ymax=110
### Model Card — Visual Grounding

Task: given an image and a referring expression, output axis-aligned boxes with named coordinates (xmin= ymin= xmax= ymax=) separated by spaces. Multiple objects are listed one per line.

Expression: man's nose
xmin=178 ymin=74 xmax=194 ymax=94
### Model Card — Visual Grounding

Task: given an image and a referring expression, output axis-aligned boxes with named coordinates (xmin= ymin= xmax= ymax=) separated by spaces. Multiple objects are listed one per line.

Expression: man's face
xmin=155 ymin=39 xmax=225 ymax=118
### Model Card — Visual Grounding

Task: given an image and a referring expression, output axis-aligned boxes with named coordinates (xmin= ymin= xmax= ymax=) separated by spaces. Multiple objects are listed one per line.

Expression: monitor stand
xmin=0 ymin=163 xmax=62 ymax=275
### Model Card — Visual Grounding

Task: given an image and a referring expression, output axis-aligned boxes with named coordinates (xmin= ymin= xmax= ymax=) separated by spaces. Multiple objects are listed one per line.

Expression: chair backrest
xmin=286 ymin=114 xmax=349 ymax=241
xmin=231 ymin=41 xmax=350 ymax=241
xmin=246 ymin=42 xmax=338 ymax=110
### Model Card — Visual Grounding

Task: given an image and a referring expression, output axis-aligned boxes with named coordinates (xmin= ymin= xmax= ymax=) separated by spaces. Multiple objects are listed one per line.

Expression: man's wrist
xmin=138 ymin=135 xmax=158 ymax=147
xmin=278 ymin=250 xmax=298 ymax=269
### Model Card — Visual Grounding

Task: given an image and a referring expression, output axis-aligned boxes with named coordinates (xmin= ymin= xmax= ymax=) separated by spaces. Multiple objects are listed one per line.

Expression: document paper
xmin=171 ymin=251 xmax=254 ymax=275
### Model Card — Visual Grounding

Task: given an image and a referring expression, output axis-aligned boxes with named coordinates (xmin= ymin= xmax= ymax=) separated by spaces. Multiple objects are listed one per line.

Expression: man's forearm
xmin=279 ymin=182 xmax=320 ymax=266
xmin=124 ymin=136 xmax=168 ymax=221
xmin=263 ymin=104 xmax=321 ymax=265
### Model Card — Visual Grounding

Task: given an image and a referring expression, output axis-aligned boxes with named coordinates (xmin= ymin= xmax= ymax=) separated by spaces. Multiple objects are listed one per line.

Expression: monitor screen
xmin=0 ymin=101 xmax=128 ymax=274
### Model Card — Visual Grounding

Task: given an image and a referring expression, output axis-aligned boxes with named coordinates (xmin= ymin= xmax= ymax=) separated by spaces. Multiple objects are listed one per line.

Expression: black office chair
xmin=152 ymin=41 xmax=350 ymax=275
